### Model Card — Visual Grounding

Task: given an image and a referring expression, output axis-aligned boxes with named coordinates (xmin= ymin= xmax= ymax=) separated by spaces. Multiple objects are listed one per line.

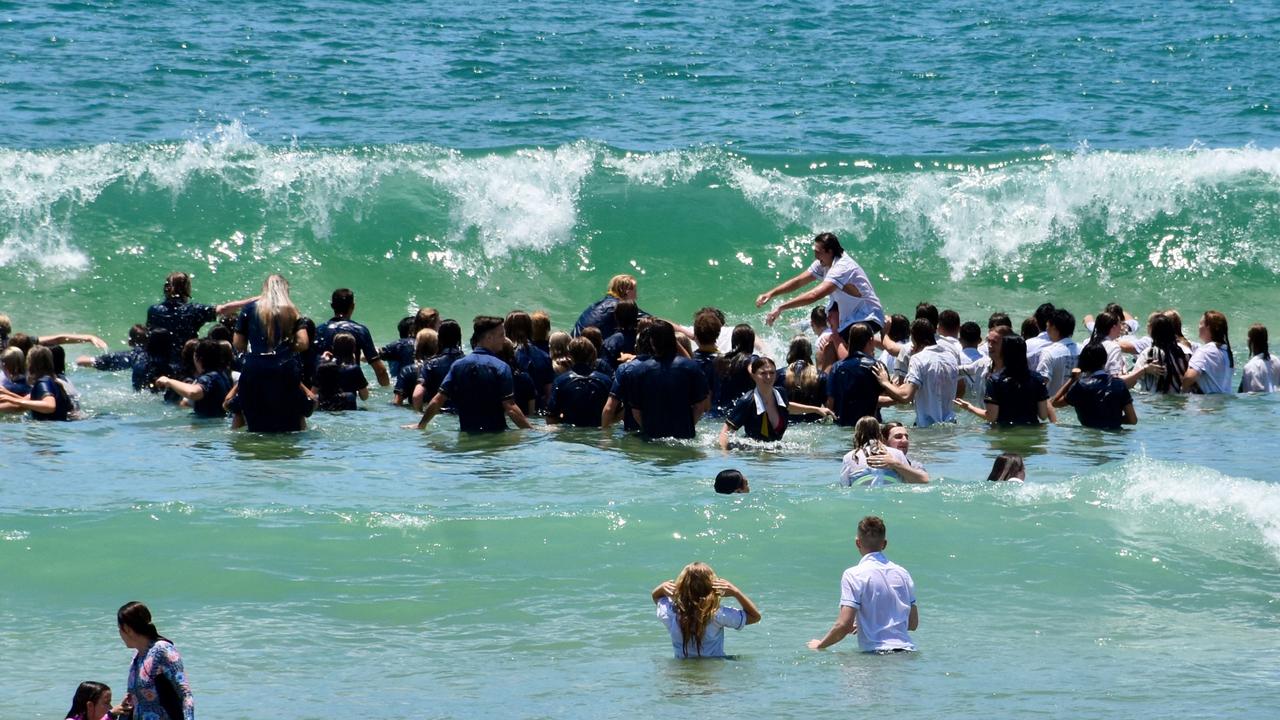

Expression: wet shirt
xmin=692 ymin=349 xmax=722 ymax=415
xmin=395 ymin=361 xmax=423 ymax=399
xmin=28 ymin=376 xmax=73 ymax=421
xmin=92 ymin=347 xmax=147 ymax=372
xmin=571 ymin=295 xmax=650 ymax=338
xmin=380 ymin=337 xmax=416 ymax=378
xmin=609 ymin=355 xmax=650 ymax=432
xmin=2 ymin=377 xmax=31 ymax=395
xmin=420 ymin=347 xmax=465 ymax=402
xmin=601 ymin=329 xmax=637 ymax=368
xmin=725 ymin=386 xmax=790 ymax=441
xmin=808 ymin=255 xmax=885 ymax=331
xmin=983 ymin=372 xmax=1049 ymax=425
xmin=1036 ymin=338 xmax=1080 ymax=396
xmin=624 ymin=356 xmax=709 ymax=440
xmin=315 ymin=318 xmax=380 ymax=362
xmin=128 ymin=640 xmax=195 ymax=720
xmin=235 ymin=301 xmax=303 ymax=356
xmin=1188 ymin=342 xmax=1234 ymax=394
xmin=547 ymin=366 xmax=612 ymax=426
xmin=1065 ymin=371 xmax=1133 ymax=429
xmin=515 ymin=343 xmax=555 ymax=393
xmin=839 ymin=552 xmax=917 ymax=652
xmin=147 ymin=299 xmax=217 ymax=361
xmin=1240 ymin=353 xmax=1280 ymax=393
xmin=827 ymin=351 xmax=884 ymax=426
xmin=192 ymin=370 xmax=232 ymax=417
xmin=656 ymin=596 xmax=746 ymax=659
xmin=439 ymin=347 xmax=515 ymax=432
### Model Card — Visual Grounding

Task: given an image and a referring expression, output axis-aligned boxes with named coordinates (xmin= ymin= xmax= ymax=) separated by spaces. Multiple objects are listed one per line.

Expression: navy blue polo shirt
xmin=93 ymin=347 xmax=146 ymax=372
xmin=609 ymin=354 xmax=650 ymax=432
xmin=192 ymin=371 xmax=232 ymax=418
xmin=29 ymin=376 xmax=73 ymax=421
xmin=571 ymin=296 xmax=650 ymax=338
xmin=1066 ymin=372 xmax=1133 ymax=430
xmin=717 ymin=353 xmax=756 ymax=412
xmin=395 ymin=361 xmax=423 ymax=398
xmin=983 ymin=372 xmax=1049 ymax=426
xmin=601 ymin=329 xmax=637 ymax=368
xmin=515 ymin=343 xmax=555 ymax=391
xmin=826 ymin=351 xmax=884 ymax=426
xmin=148 ymin=299 xmax=216 ymax=361
xmin=548 ymin=366 xmax=612 ymax=427
xmin=315 ymin=317 xmax=380 ymax=362
xmin=420 ymin=347 xmax=465 ymax=406
xmin=693 ymin=349 xmax=722 ymax=415
xmin=439 ymin=347 xmax=515 ymax=433
xmin=625 ymin=356 xmax=709 ymax=440
xmin=380 ymin=337 xmax=416 ymax=377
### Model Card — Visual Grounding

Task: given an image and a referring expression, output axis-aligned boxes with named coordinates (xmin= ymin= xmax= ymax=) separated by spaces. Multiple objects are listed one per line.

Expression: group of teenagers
xmin=4 ymin=233 xmax=1278 ymax=460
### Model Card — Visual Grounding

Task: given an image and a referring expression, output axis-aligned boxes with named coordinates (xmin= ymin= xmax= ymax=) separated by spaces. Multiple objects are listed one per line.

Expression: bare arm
xmin=1051 ymin=370 xmax=1079 ymax=408
xmin=808 ymin=605 xmax=857 ymax=650
xmin=718 ymin=423 xmax=733 ymax=450
xmin=1121 ymin=402 xmax=1137 ymax=425
xmin=39 ymin=333 xmax=108 ymax=350
xmin=652 ymin=580 xmax=675 ymax=604
xmin=787 ymin=401 xmax=834 ymax=419
xmin=601 ymin=395 xmax=623 ymax=429
xmin=869 ymin=451 xmax=930 ymax=484
xmin=504 ymin=398 xmax=533 ymax=429
xmin=214 ymin=296 xmax=257 ymax=317
xmin=233 ymin=332 xmax=248 ymax=354
xmin=691 ymin=397 xmax=709 ymax=424
xmin=714 ymin=578 xmax=761 ymax=625
xmin=370 ymin=358 xmax=390 ymax=387
xmin=756 ymin=270 xmax=814 ymax=308
xmin=765 ymin=282 xmax=836 ymax=326
xmin=1181 ymin=366 xmax=1200 ymax=393
xmin=410 ymin=392 xmax=447 ymax=429
xmin=955 ymin=397 xmax=996 ymax=423
xmin=155 ymin=376 xmax=204 ymax=402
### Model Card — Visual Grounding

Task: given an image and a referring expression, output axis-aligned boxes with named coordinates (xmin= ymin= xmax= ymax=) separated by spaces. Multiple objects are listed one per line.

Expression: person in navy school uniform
xmin=547 ymin=337 xmax=613 ymax=427
xmin=0 ymin=345 xmax=75 ymax=420
xmin=717 ymin=323 xmax=758 ymax=414
xmin=413 ymin=319 xmax=466 ymax=412
xmin=147 ymin=271 xmax=256 ymax=365
xmin=315 ymin=332 xmax=370 ymax=411
xmin=601 ymin=300 xmax=640 ymax=369
xmin=691 ymin=310 xmax=724 ymax=417
xmin=75 ymin=324 xmax=150 ymax=374
xmin=719 ymin=355 xmax=832 ymax=448
xmin=383 ymin=307 xmax=440 ymax=380
xmin=0 ymin=347 xmax=30 ymax=396
xmin=571 ymin=273 xmax=650 ymax=339
xmin=600 ymin=319 xmax=659 ymax=433
xmin=603 ymin=320 xmax=709 ymax=440
xmin=410 ymin=315 xmax=533 ymax=433
xmin=1051 ymin=342 xmax=1138 ymax=430
xmin=393 ymin=328 xmax=437 ymax=406
xmin=826 ymin=322 xmax=896 ymax=426
xmin=314 ymin=288 xmax=391 ymax=387
xmin=153 ymin=339 xmax=234 ymax=418
xmin=506 ymin=310 xmax=554 ymax=410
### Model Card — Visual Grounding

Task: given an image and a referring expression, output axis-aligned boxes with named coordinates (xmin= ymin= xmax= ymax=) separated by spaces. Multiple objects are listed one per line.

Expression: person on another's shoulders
xmin=757 ymin=232 xmax=886 ymax=341
xmin=315 ymin=288 xmax=390 ymax=386
xmin=572 ymin=274 xmax=649 ymax=338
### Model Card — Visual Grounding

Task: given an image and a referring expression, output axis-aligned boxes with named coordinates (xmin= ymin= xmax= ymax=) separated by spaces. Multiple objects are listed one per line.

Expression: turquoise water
xmin=3 ymin=2 xmax=1280 ymax=718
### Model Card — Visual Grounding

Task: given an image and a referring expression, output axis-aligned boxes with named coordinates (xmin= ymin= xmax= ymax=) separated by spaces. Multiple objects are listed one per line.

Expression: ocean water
xmin=3 ymin=2 xmax=1280 ymax=718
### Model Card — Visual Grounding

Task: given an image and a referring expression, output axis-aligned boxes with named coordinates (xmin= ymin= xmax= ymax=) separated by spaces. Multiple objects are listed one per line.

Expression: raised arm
xmin=651 ymin=580 xmax=676 ymax=604
xmin=215 ymin=296 xmax=258 ymax=317
xmin=39 ymin=333 xmax=108 ymax=350
xmin=756 ymin=269 xmax=814 ymax=308
xmin=1051 ymin=369 xmax=1080 ymax=408
xmin=714 ymin=578 xmax=761 ymax=625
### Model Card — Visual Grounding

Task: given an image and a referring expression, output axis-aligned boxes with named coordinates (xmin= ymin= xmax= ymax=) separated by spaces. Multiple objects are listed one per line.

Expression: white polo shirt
xmin=1037 ymin=337 xmax=1080 ymax=396
xmin=1240 ymin=353 xmax=1280 ymax=393
xmin=1188 ymin=342 xmax=1234 ymax=394
xmin=839 ymin=551 xmax=916 ymax=652
xmin=809 ymin=256 xmax=885 ymax=331
xmin=1024 ymin=331 xmax=1052 ymax=369
xmin=905 ymin=343 xmax=960 ymax=427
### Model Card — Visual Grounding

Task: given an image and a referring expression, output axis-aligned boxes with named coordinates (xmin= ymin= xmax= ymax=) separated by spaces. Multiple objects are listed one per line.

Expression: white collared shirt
xmin=839 ymin=551 xmax=916 ymax=652
xmin=905 ymin=344 xmax=960 ymax=427
xmin=1037 ymin=337 xmax=1080 ymax=395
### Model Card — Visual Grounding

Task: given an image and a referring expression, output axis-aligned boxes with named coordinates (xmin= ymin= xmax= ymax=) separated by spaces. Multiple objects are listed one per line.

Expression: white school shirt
xmin=1239 ymin=353 xmax=1280 ymax=393
xmin=937 ymin=335 xmax=966 ymax=364
xmin=656 ymin=596 xmax=746 ymax=659
xmin=905 ymin=344 xmax=960 ymax=427
xmin=959 ymin=354 xmax=991 ymax=403
xmin=1102 ymin=339 xmax=1126 ymax=376
xmin=1024 ymin=331 xmax=1052 ymax=369
xmin=840 ymin=445 xmax=911 ymax=487
xmin=808 ymin=256 xmax=885 ymax=331
xmin=1188 ymin=342 xmax=1234 ymax=394
xmin=839 ymin=551 xmax=917 ymax=652
xmin=1037 ymin=337 xmax=1080 ymax=396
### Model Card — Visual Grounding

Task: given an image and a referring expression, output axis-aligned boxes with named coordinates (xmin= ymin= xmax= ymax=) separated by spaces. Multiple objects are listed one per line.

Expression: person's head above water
xmin=812 ymin=232 xmax=844 ymax=267
xmin=607 ymin=274 xmax=637 ymax=301
xmin=988 ymin=452 xmax=1026 ymax=482
xmin=714 ymin=469 xmax=750 ymax=494
xmin=855 ymin=515 xmax=888 ymax=554
xmin=470 ymin=316 xmax=506 ymax=352
xmin=330 ymin=288 xmax=356 ymax=318
xmin=163 ymin=271 xmax=192 ymax=301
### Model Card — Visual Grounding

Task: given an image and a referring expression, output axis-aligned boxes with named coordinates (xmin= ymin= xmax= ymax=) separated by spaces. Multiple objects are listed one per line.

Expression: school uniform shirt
xmin=315 ymin=318 xmax=380 ymax=363
xmin=547 ymin=366 xmax=612 ymax=427
xmin=692 ymin=349 xmax=722 ymax=415
xmin=1102 ymin=339 xmax=1127 ymax=376
xmin=395 ymin=361 xmax=423 ymax=399
xmin=808 ymin=255 xmax=885 ymax=331
xmin=601 ymin=329 xmax=637 ymax=368
xmin=905 ymin=344 xmax=960 ymax=427
xmin=1239 ymin=353 xmax=1280 ymax=393
xmin=28 ymin=376 xmax=73 ymax=421
xmin=419 ymin=347 xmax=465 ymax=402
xmin=625 ymin=356 xmax=709 ymax=440
xmin=380 ymin=337 xmax=416 ymax=378
xmin=937 ymin=335 xmax=966 ymax=363
xmin=983 ymin=372 xmax=1049 ymax=425
xmin=1065 ymin=371 xmax=1133 ymax=430
xmin=1024 ymin=331 xmax=1052 ymax=370
xmin=571 ymin=295 xmax=650 ymax=338
xmin=1188 ymin=342 xmax=1234 ymax=394
xmin=725 ymin=386 xmax=790 ymax=441
xmin=147 ymin=298 xmax=217 ymax=362
xmin=1133 ymin=345 xmax=1188 ymax=394
xmin=839 ymin=551 xmax=917 ymax=652
xmin=840 ymin=445 xmax=910 ymax=487
xmin=655 ymin=596 xmax=746 ymax=659
xmin=1036 ymin=338 xmax=1080 ymax=396
xmin=609 ymin=354 xmax=650 ymax=433
xmin=192 ymin=371 xmax=232 ymax=418
xmin=92 ymin=347 xmax=147 ymax=372
xmin=827 ymin=351 xmax=884 ymax=426
xmin=438 ymin=347 xmax=516 ymax=433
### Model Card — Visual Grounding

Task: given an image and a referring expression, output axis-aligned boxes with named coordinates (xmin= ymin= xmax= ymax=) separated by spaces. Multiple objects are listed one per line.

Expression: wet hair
xmin=693 ymin=311 xmax=723 ymax=346
xmin=65 ymin=681 xmax=111 ymax=720
xmin=396 ymin=316 xmax=415 ymax=339
xmin=580 ymin=326 xmax=604 ymax=352
xmin=163 ymin=272 xmax=192 ymax=301
xmin=959 ymin=321 xmax=982 ymax=347
xmin=1 ymin=347 xmax=25 ymax=379
xmin=414 ymin=328 xmax=439 ymax=361
xmin=672 ymin=562 xmax=720 ymax=656
xmin=714 ymin=469 xmax=746 ymax=494
xmin=846 ymin=322 xmax=875 ymax=353
xmin=1248 ymin=323 xmax=1269 ymax=360
xmin=117 ymin=601 xmax=168 ymax=643
xmin=938 ymin=309 xmax=961 ymax=333
xmin=988 ymin=312 xmax=1012 ymax=330
xmin=813 ymin=232 xmax=845 ymax=258
xmin=548 ymin=331 xmax=571 ymax=359
xmin=1034 ymin=303 xmax=1056 ymax=331
xmin=857 ymin=515 xmax=887 ymax=546
xmin=437 ymin=319 xmax=462 ymax=350
xmin=1163 ymin=309 xmax=1187 ymax=341
xmin=649 ymin=320 xmax=679 ymax=361
xmin=749 ymin=355 xmax=776 ymax=375
xmin=910 ymin=318 xmax=936 ymax=346
xmin=676 ymin=333 xmax=693 ymax=355
xmin=195 ymin=339 xmax=226 ymax=373
xmin=695 ymin=306 xmax=726 ymax=325
xmin=145 ymin=327 xmax=173 ymax=358
xmin=1146 ymin=314 xmax=1186 ymax=392
xmin=470 ymin=316 xmax=504 ymax=349
xmin=607 ymin=274 xmax=637 ymax=299
xmin=915 ymin=302 xmax=939 ymax=328
xmin=497 ymin=338 xmax=518 ymax=367
xmin=1090 ymin=310 xmax=1121 ymax=344
xmin=414 ymin=307 xmax=441 ymax=333
xmin=0 ymin=313 xmax=9 ymax=342
xmin=256 ymin=275 xmax=300 ymax=348
xmin=1077 ymin=342 xmax=1107 ymax=373
xmin=330 ymin=288 xmax=355 ymax=316
xmin=988 ymin=453 xmax=1026 ymax=482
xmin=9 ymin=333 xmax=33 ymax=354
xmin=1049 ymin=308 xmax=1076 ymax=338
xmin=613 ymin=300 xmax=639 ymax=331
xmin=314 ymin=360 xmax=342 ymax=399
xmin=1001 ymin=335 xmax=1031 ymax=382
xmin=1104 ymin=302 xmax=1126 ymax=319
xmin=724 ymin=323 xmax=756 ymax=380
xmin=51 ymin=345 xmax=67 ymax=375
xmin=633 ymin=324 xmax=655 ymax=357
xmin=331 ymin=332 xmax=358 ymax=364
xmin=885 ymin=314 xmax=910 ymax=343
xmin=787 ymin=337 xmax=814 ymax=366
xmin=531 ymin=311 xmax=551 ymax=344
xmin=179 ymin=340 xmax=198 ymax=377
xmin=127 ymin=324 xmax=149 ymax=347
xmin=879 ymin=420 xmax=906 ymax=442
xmin=1020 ymin=317 xmax=1040 ymax=340
xmin=567 ymin=337 xmax=597 ymax=367
xmin=785 ymin=357 xmax=823 ymax=404
xmin=810 ymin=305 xmax=828 ymax=331
xmin=26 ymin=345 xmax=55 ymax=381
xmin=852 ymin=416 xmax=882 ymax=454
xmin=206 ymin=324 xmax=232 ymax=343
xmin=505 ymin=311 xmax=534 ymax=345
xmin=1202 ymin=310 xmax=1234 ymax=367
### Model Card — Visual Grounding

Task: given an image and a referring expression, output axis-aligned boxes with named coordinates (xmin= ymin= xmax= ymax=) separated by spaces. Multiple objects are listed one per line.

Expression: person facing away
xmin=230 ymin=274 xmax=314 ymax=433
xmin=1036 ymin=308 xmax=1080 ymax=396
xmin=314 ymin=287 xmax=390 ymax=386
xmin=64 ymin=680 xmax=113 ymax=720
xmin=1051 ymin=342 xmax=1137 ymax=430
xmin=0 ymin=345 xmax=75 ymax=420
xmin=954 ymin=335 xmax=1053 ymax=426
xmin=603 ymin=320 xmax=709 ymax=439
xmin=315 ymin=332 xmax=370 ymax=411
xmin=651 ymin=561 xmax=761 ymax=659
xmin=153 ymin=339 xmax=234 ymax=418
xmin=413 ymin=319 xmax=465 ymax=412
xmin=146 ymin=271 xmax=255 ymax=365
xmin=1131 ymin=313 xmax=1186 ymax=394
xmin=1240 ymin=323 xmax=1280 ymax=392
xmin=379 ymin=315 xmax=417 ymax=379
xmin=826 ymin=322 xmax=896 ymax=426
xmin=507 ymin=310 xmax=555 ymax=408
xmin=115 ymin=601 xmax=195 ymax=720
xmin=988 ymin=452 xmax=1026 ymax=482
xmin=808 ymin=515 xmax=918 ymax=653
xmin=880 ymin=319 xmax=963 ymax=427
xmin=411 ymin=316 xmax=533 ymax=433
xmin=572 ymin=273 xmax=649 ymax=338
xmin=714 ymin=468 xmax=750 ymax=494
xmin=546 ymin=337 xmax=612 ymax=427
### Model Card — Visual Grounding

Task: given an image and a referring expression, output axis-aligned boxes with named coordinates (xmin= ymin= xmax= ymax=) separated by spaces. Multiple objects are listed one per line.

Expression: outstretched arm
xmin=215 ymin=296 xmax=258 ymax=317
xmin=155 ymin=376 xmax=204 ymax=402
xmin=808 ymin=605 xmax=857 ymax=650
xmin=39 ymin=333 xmax=108 ymax=350
xmin=756 ymin=270 xmax=814 ymax=308
xmin=765 ymin=282 xmax=836 ymax=326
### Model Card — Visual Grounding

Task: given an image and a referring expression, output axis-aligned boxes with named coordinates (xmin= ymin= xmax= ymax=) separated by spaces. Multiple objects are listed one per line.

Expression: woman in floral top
xmin=115 ymin=602 xmax=194 ymax=720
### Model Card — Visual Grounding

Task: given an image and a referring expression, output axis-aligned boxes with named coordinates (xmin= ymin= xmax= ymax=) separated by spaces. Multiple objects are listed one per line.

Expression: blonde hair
xmin=1 ymin=346 xmax=24 ymax=378
xmin=256 ymin=274 xmax=300 ymax=348
xmin=672 ymin=562 xmax=720 ymax=657
xmin=852 ymin=416 xmax=883 ymax=456
xmin=414 ymin=328 xmax=439 ymax=361
xmin=607 ymin=274 xmax=637 ymax=299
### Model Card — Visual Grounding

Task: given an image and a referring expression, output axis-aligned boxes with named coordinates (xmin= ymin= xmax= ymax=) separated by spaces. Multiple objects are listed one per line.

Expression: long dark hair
xmin=117 ymin=601 xmax=170 ymax=645
xmin=65 ymin=681 xmax=110 ymax=720
xmin=1001 ymin=335 xmax=1031 ymax=382
xmin=1148 ymin=314 xmax=1187 ymax=393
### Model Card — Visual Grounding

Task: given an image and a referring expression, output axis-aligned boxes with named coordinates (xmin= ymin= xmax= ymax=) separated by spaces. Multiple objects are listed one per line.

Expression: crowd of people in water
xmin=4 ymin=233 xmax=1277 ymax=477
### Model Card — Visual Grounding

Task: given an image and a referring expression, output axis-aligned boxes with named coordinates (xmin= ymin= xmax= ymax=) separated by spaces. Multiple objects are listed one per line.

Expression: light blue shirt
xmin=656 ymin=596 xmax=746 ymax=658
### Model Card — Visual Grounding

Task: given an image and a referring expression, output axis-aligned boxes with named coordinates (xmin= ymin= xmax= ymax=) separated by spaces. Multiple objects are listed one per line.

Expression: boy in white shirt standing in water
xmin=808 ymin=515 xmax=919 ymax=653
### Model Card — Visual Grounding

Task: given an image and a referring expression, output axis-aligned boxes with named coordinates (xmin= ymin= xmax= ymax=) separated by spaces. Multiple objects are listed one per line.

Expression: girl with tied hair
xmin=840 ymin=416 xmax=927 ymax=486
xmin=651 ymin=562 xmax=761 ymax=659
xmin=115 ymin=601 xmax=194 ymax=720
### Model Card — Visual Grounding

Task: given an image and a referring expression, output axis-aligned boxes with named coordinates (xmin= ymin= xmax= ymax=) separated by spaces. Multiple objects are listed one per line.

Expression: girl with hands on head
xmin=651 ymin=562 xmax=761 ymax=658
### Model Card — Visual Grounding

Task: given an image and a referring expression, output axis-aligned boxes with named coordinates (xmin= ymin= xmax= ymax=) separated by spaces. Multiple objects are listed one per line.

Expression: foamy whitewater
xmin=3 ymin=1 xmax=1280 ymax=718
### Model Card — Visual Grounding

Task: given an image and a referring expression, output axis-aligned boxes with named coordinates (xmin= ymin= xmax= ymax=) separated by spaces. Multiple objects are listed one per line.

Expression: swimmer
xmin=651 ymin=561 xmax=761 ymax=659
xmin=714 ymin=469 xmax=750 ymax=494
xmin=507 ymin=310 xmax=554 ymax=409
xmin=987 ymin=453 xmax=1026 ymax=482
xmin=412 ymin=319 xmax=464 ymax=412
xmin=393 ymin=329 xmax=437 ymax=406
xmin=411 ymin=316 xmax=533 ymax=433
